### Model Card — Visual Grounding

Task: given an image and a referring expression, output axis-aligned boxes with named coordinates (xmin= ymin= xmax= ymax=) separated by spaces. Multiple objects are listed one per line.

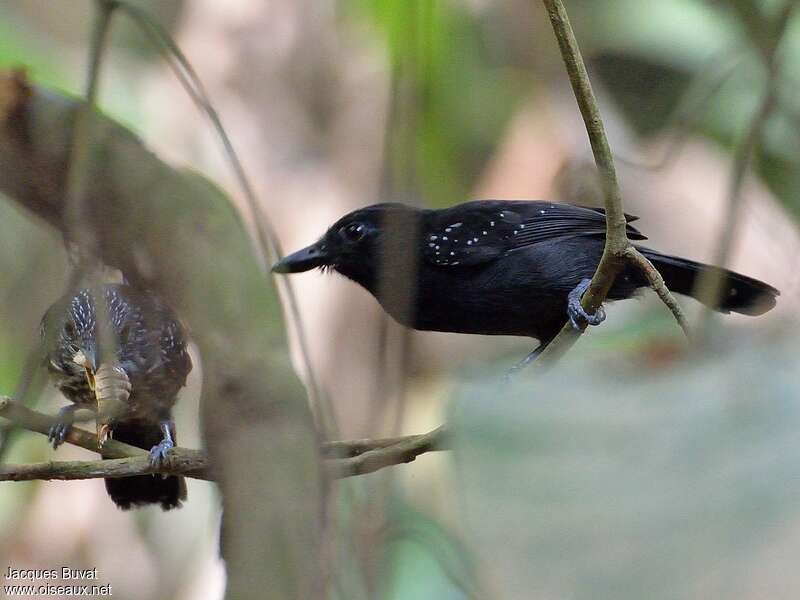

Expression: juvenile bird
xmin=42 ymin=284 xmax=192 ymax=510
xmin=272 ymin=201 xmax=778 ymax=364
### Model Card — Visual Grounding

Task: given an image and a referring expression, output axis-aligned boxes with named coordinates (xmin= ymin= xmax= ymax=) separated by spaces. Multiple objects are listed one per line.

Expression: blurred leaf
xmin=0 ymin=72 xmax=320 ymax=599
xmin=382 ymin=501 xmax=476 ymax=600
xmin=452 ymin=336 xmax=800 ymax=599
xmin=577 ymin=0 xmax=800 ymax=214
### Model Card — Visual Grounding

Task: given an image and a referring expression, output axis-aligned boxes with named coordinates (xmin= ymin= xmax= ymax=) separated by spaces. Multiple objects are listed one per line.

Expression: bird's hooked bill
xmin=272 ymin=243 xmax=327 ymax=273
xmin=73 ymin=348 xmax=97 ymax=391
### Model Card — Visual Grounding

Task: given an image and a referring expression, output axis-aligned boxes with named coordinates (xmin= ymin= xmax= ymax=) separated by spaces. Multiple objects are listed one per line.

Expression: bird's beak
xmin=272 ymin=243 xmax=328 ymax=274
xmin=73 ymin=347 xmax=97 ymax=391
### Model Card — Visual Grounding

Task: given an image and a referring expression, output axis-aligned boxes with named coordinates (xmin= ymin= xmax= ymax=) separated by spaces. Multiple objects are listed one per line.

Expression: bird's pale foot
xmin=567 ymin=278 xmax=606 ymax=330
xmin=149 ymin=421 xmax=175 ymax=467
xmin=48 ymin=405 xmax=79 ymax=450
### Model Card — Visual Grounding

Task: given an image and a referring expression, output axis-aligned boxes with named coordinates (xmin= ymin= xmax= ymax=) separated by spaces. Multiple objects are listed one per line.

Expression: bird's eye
xmin=340 ymin=222 xmax=366 ymax=243
xmin=64 ymin=321 xmax=77 ymax=338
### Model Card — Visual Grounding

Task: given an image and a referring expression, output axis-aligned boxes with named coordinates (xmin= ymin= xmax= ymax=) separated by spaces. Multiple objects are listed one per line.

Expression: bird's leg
xmin=48 ymin=405 xmax=80 ymax=450
xmin=567 ymin=278 xmax=606 ymax=330
xmin=149 ymin=420 xmax=175 ymax=468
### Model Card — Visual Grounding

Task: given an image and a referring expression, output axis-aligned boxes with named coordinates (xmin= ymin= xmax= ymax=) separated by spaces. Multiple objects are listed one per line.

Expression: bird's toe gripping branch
xmin=149 ymin=440 xmax=173 ymax=467
xmin=148 ymin=421 xmax=176 ymax=468
xmin=47 ymin=405 xmax=78 ymax=450
xmin=567 ymin=278 xmax=606 ymax=331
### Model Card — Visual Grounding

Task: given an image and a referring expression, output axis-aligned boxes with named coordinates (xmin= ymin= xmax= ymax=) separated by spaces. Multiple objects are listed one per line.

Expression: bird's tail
xmin=635 ymin=247 xmax=779 ymax=316
xmin=104 ymin=421 xmax=186 ymax=510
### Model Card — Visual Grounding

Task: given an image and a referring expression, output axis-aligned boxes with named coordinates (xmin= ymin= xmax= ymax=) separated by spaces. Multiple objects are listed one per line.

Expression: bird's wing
xmin=159 ymin=318 xmax=192 ymax=385
xmin=422 ymin=201 xmax=646 ymax=267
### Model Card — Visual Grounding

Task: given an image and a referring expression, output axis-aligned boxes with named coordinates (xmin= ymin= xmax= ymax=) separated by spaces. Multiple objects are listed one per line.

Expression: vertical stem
xmin=64 ymin=0 xmax=115 ymax=254
xmin=695 ymin=3 xmax=794 ymax=341
xmin=541 ymin=0 xmax=625 ymax=239
xmin=0 ymin=0 xmax=117 ymax=458
xmin=534 ymin=0 xmax=629 ymax=365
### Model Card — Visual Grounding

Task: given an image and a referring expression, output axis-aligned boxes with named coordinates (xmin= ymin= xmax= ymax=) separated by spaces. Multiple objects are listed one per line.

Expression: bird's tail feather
xmin=635 ymin=247 xmax=779 ymax=316
xmin=104 ymin=421 xmax=186 ymax=510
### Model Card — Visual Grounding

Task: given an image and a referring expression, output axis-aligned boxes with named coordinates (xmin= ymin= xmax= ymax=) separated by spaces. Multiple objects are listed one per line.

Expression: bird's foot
xmin=149 ymin=420 xmax=176 ymax=468
xmin=148 ymin=437 xmax=174 ymax=468
xmin=567 ymin=278 xmax=606 ymax=331
xmin=48 ymin=406 xmax=78 ymax=450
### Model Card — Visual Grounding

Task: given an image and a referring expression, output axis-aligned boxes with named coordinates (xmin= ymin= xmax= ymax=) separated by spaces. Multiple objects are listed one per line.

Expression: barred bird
xmin=273 ymin=201 xmax=779 ymax=365
xmin=42 ymin=284 xmax=192 ymax=510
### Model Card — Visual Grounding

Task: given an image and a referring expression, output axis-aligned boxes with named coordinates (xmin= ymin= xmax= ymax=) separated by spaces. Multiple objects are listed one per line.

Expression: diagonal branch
xmin=326 ymin=426 xmax=448 ymax=478
xmin=624 ymin=247 xmax=691 ymax=338
xmin=0 ymin=397 xmax=448 ymax=482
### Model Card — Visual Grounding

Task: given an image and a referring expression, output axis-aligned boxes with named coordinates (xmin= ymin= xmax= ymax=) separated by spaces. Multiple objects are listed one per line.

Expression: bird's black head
xmin=43 ymin=286 xmax=150 ymax=383
xmin=272 ymin=203 xmax=422 ymax=290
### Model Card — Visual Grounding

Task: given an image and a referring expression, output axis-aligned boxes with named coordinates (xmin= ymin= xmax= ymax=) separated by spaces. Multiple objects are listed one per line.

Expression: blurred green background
xmin=0 ymin=1 xmax=798 ymax=598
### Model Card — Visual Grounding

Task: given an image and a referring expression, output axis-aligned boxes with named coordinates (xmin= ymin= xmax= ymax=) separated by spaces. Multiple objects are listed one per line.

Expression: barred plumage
xmin=42 ymin=284 xmax=192 ymax=510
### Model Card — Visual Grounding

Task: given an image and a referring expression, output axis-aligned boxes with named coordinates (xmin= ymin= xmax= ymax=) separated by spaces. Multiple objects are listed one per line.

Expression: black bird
xmin=42 ymin=284 xmax=192 ymax=509
xmin=272 ymin=201 xmax=779 ymax=364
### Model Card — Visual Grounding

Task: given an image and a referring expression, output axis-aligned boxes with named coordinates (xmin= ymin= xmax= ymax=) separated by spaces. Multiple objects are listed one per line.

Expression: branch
xmin=0 ymin=396 xmax=147 ymax=459
xmin=325 ymin=427 xmax=449 ymax=478
xmin=624 ymin=247 xmax=691 ymax=338
xmin=0 ymin=397 xmax=448 ymax=482
xmin=63 ymin=0 xmax=115 ymax=255
xmin=0 ymin=455 xmax=210 ymax=482
xmin=534 ymin=0 xmax=689 ymax=366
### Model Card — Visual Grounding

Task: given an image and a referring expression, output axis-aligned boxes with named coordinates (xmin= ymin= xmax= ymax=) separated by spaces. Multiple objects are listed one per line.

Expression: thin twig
xmin=321 ymin=431 xmax=445 ymax=458
xmin=0 ymin=0 xmax=118 ymax=458
xmin=64 ymin=0 xmax=116 ymax=264
xmin=533 ymin=0 xmax=630 ymax=365
xmin=531 ymin=0 xmax=694 ymax=367
xmin=0 ymin=397 xmax=447 ymax=482
xmin=325 ymin=426 xmax=448 ymax=479
xmin=624 ymin=247 xmax=691 ymax=338
xmin=695 ymin=2 xmax=795 ymax=340
xmin=114 ymin=1 xmax=334 ymax=435
xmin=1 ymin=396 xmax=162 ymax=459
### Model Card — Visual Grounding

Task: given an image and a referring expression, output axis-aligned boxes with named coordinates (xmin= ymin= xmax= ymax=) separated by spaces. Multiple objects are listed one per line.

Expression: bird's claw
xmin=47 ymin=420 xmax=72 ymax=450
xmin=567 ymin=278 xmax=606 ymax=331
xmin=48 ymin=407 xmax=77 ymax=450
xmin=149 ymin=438 xmax=174 ymax=467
